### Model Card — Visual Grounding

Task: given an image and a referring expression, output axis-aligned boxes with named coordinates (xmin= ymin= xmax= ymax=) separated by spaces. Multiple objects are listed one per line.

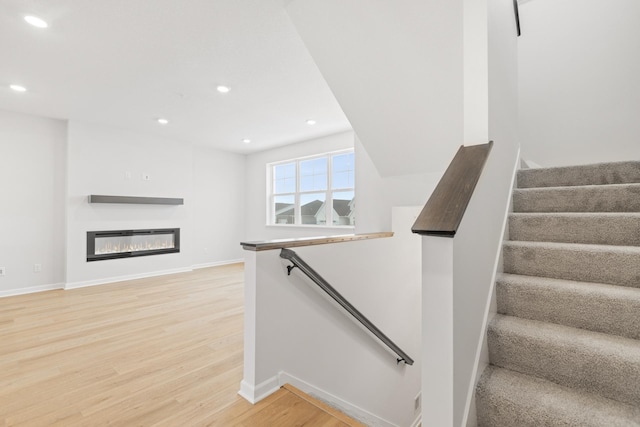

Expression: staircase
xmin=476 ymin=161 xmax=640 ymax=426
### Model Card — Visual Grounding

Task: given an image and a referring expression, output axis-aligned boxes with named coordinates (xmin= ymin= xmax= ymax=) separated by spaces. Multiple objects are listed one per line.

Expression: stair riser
xmin=496 ymin=279 xmax=640 ymax=340
xmin=509 ymin=214 xmax=640 ymax=246
xmin=517 ymin=161 xmax=640 ymax=189
xmin=487 ymin=320 xmax=640 ymax=406
xmin=513 ymin=185 xmax=640 ymax=213
xmin=503 ymin=244 xmax=640 ymax=288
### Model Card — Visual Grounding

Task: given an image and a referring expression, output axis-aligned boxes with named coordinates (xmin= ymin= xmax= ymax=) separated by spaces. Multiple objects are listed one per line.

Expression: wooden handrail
xmin=240 ymin=232 xmax=393 ymax=251
xmin=411 ymin=141 xmax=493 ymax=237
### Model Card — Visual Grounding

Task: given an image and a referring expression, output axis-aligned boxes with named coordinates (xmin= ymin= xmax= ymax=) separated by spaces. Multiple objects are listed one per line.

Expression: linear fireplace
xmin=87 ymin=228 xmax=180 ymax=262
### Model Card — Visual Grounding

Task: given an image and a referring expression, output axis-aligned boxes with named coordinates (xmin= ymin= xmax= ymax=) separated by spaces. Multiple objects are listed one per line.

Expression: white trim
xmin=238 ymin=377 xmax=280 ymax=404
xmin=267 ymin=149 xmax=355 ymax=227
xmin=269 ymin=147 xmax=354 ymax=167
xmin=0 ymin=261 xmax=244 ymax=297
xmin=460 ymin=148 xmax=521 ymax=427
xmin=278 ymin=372 xmax=398 ymax=427
xmin=0 ymin=282 xmax=65 ymax=298
xmin=191 ymin=259 xmax=244 ymax=270
xmin=410 ymin=416 xmax=422 ymax=427
xmin=520 ymin=158 xmax=541 ymax=169
xmin=65 ymin=266 xmax=193 ymax=290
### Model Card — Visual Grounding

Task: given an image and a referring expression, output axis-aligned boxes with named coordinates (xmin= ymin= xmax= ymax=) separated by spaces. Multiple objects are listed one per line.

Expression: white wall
xmin=519 ymin=0 xmax=640 ymax=166
xmin=65 ymin=120 xmax=245 ymax=288
xmin=455 ymin=0 xmax=520 ymax=424
xmin=66 ymin=121 xmax=193 ymax=286
xmin=0 ymin=109 xmax=67 ymax=295
xmin=355 ymin=136 xmax=441 ymax=234
xmin=244 ymin=131 xmax=355 ymax=242
xmin=192 ymin=145 xmax=245 ymax=267
xmin=242 ymin=207 xmax=422 ymax=427
xmin=420 ymin=0 xmax=520 ymax=425
xmin=285 ymin=0 xmax=464 ymax=177
xmin=244 ymin=130 xmax=440 ymax=242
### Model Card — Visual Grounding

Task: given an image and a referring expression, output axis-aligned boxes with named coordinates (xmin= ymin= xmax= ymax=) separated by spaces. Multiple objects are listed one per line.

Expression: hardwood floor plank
xmin=0 ymin=263 xmax=366 ymax=427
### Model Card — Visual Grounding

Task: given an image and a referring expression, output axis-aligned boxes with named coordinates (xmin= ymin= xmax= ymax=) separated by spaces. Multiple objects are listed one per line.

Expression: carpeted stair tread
xmin=487 ymin=315 xmax=640 ymax=406
xmin=509 ymin=212 xmax=640 ymax=246
xmin=513 ymin=183 xmax=640 ymax=213
xmin=517 ymin=161 xmax=640 ymax=189
xmin=477 ymin=160 xmax=640 ymax=426
xmin=496 ymin=273 xmax=640 ymax=340
xmin=503 ymin=240 xmax=640 ymax=288
xmin=476 ymin=366 xmax=640 ymax=427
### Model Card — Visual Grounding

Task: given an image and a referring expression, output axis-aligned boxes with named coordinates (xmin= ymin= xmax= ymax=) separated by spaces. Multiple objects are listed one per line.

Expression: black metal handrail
xmin=280 ymin=248 xmax=414 ymax=365
xmin=513 ymin=0 xmax=521 ymax=36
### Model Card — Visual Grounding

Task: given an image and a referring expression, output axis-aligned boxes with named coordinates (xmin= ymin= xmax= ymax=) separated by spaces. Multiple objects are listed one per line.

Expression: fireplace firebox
xmin=87 ymin=228 xmax=180 ymax=262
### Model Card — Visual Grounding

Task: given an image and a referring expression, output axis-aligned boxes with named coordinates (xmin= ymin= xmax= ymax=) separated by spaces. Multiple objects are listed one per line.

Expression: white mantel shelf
xmin=88 ymin=195 xmax=184 ymax=205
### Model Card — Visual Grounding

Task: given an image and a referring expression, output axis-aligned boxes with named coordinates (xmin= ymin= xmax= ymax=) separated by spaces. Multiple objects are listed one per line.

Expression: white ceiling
xmin=0 ymin=0 xmax=352 ymax=153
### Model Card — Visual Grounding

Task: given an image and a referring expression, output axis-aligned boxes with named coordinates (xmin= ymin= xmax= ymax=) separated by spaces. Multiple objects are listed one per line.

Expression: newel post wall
xmin=418 ymin=0 xmax=520 ymax=424
xmin=421 ymin=237 xmax=455 ymax=425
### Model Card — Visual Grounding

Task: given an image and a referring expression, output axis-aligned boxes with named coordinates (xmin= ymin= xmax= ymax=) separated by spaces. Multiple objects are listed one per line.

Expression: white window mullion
xmin=326 ymin=156 xmax=333 ymax=226
xmin=268 ymin=149 xmax=354 ymax=227
xmin=295 ymin=160 xmax=300 ymax=225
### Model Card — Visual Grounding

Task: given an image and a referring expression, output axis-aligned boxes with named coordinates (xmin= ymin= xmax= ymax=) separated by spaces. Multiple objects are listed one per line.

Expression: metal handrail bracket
xmin=280 ymin=248 xmax=414 ymax=366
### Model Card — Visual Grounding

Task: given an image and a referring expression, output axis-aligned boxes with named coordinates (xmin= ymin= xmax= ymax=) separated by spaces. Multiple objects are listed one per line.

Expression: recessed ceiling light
xmin=242 ymin=139 xmax=251 ymax=144
xmin=9 ymin=84 xmax=27 ymax=92
xmin=216 ymin=85 xmax=230 ymax=93
xmin=306 ymin=119 xmax=317 ymax=125
xmin=24 ymin=15 xmax=48 ymax=28
xmin=157 ymin=118 xmax=169 ymax=125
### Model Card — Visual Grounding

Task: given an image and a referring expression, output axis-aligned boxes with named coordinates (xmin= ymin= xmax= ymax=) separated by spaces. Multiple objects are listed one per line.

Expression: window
xmin=269 ymin=150 xmax=355 ymax=226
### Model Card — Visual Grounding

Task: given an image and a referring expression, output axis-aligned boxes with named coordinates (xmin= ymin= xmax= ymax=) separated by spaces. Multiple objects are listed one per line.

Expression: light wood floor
xmin=0 ymin=264 xmax=363 ymax=426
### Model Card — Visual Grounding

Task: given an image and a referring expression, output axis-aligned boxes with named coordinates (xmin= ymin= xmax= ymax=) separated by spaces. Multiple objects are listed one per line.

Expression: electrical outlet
xmin=0 ymin=267 xmax=5 ymax=276
xmin=34 ymin=263 xmax=42 ymax=273
xmin=414 ymin=392 xmax=421 ymax=413
xmin=125 ymin=171 xmax=132 ymax=180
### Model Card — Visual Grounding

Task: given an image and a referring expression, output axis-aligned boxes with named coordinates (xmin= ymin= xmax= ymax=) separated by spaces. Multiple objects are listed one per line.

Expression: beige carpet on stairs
xmin=475 ymin=160 xmax=640 ymax=427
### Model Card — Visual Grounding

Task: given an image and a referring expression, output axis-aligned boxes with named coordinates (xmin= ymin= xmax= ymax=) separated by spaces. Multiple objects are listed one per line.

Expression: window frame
xmin=267 ymin=149 xmax=355 ymax=228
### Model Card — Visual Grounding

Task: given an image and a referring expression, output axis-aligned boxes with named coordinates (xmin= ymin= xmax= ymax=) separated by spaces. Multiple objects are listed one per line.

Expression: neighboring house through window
xmin=269 ymin=150 xmax=355 ymax=226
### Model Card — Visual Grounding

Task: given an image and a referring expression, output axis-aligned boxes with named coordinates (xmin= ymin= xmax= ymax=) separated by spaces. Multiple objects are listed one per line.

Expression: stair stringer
xmin=460 ymin=152 xmax=520 ymax=427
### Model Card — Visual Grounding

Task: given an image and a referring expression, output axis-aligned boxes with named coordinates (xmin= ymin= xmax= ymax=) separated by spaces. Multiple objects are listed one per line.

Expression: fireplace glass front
xmin=87 ymin=228 xmax=180 ymax=261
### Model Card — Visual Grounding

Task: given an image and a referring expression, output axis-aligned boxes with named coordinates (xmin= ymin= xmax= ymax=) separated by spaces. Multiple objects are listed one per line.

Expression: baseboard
xmin=65 ymin=266 xmax=193 ymax=290
xmin=0 ymin=282 xmax=65 ymax=298
xmin=278 ymin=372 xmax=398 ymax=427
xmin=238 ymin=377 xmax=280 ymax=404
xmin=192 ymin=259 xmax=244 ymax=270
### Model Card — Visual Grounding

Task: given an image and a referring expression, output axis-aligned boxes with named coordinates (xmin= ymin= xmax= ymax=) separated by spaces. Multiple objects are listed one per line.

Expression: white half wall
xmin=519 ymin=0 xmax=640 ymax=166
xmin=242 ymin=207 xmax=422 ymax=427
xmin=0 ymin=109 xmax=67 ymax=294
